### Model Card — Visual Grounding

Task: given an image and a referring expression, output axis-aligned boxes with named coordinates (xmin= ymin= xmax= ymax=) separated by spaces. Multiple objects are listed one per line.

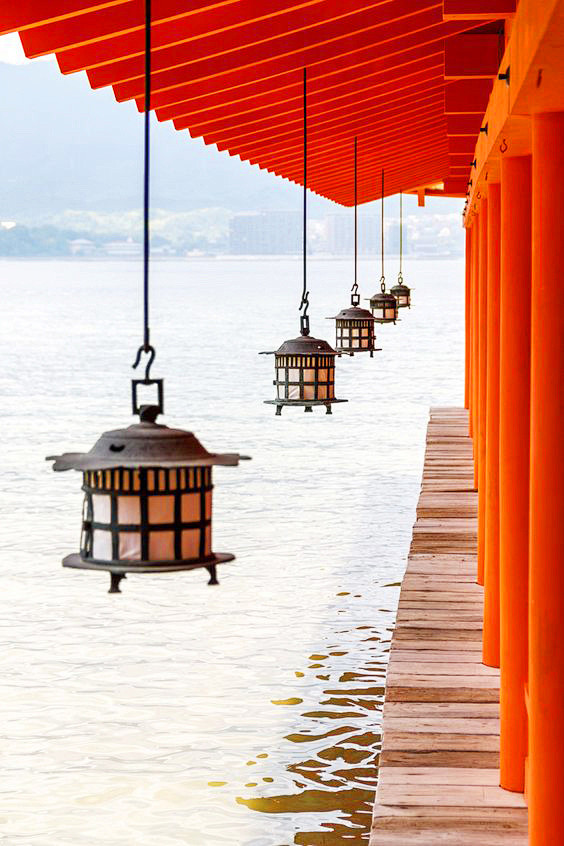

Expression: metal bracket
xmin=131 ymin=378 xmax=164 ymax=417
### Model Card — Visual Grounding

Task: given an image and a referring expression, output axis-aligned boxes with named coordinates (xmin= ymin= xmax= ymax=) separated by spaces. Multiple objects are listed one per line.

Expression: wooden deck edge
xmin=369 ymin=407 xmax=528 ymax=845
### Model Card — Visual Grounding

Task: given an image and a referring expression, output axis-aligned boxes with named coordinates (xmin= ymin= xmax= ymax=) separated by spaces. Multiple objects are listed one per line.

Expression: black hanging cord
xmin=299 ymin=67 xmax=310 ymax=336
xmin=351 ymin=137 xmax=359 ymax=306
xmin=398 ymin=190 xmax=403 ymax=280
xmin=132 ymin=0 xmax=156 ymax=379
xmin=380 ymin=168 xmax=386 ymax=293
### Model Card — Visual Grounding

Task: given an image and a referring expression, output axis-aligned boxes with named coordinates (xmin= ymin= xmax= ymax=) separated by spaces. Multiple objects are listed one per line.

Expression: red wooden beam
xmin=445 ymin=78 xmax=493 ymax=112
xmin=444 ymin=32 xmax=501 ymax=78
xmin=155 ymin=56 xmax=443 ymax=126
xmin=442 ymin=0 xmax=515 ymax=20
xmin=110 ymin=15 xmax=469 ymax=102
xmin=0 ymin=0 xmax=127 ymax=35
xmin=446 ymin=113 xmax=484 ymax=134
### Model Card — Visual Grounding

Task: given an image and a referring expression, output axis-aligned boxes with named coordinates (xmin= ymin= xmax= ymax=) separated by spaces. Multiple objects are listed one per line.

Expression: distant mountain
xmin=0 ymin=60 xmax=338 ymax=218
xmin=0 ymin=60 xmax=463 ymax=222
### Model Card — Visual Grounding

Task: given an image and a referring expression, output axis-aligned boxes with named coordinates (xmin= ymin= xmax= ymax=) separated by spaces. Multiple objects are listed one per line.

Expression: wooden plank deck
xmin=370 ymin=407 xmax=528 ymax=846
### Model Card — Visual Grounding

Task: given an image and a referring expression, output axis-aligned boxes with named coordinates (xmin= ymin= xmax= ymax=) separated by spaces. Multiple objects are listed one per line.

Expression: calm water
xmin=0 ymin=257 xmax=463 ymax=845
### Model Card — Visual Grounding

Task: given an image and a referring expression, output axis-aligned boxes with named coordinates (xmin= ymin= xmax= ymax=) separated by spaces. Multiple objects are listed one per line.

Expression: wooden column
xmin=529 ymin=113 xmax=564 ymax=845
xmin=465 ymin=226 xmax=472 ymax=411
xmin=472 ymin=215 xmax=480 ymax=485
xmin=477 ymin=198 xmax=488 ymax=586
xmin=483 ymin=183 xmax=500 ymax=667
xmin=499 ymin=154 xmax=531 ymax=792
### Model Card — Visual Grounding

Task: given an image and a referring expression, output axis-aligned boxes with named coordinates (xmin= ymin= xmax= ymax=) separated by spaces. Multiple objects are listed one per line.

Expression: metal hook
xmin=477 ymin=191 xmax=482 ymax=199
xmin=132 ymin=344 xmax=156 ymax=380
xmin=500 ymin=138 xmax=508 ymax=154
xmin=380 ymin=275 xmax=386 ymax=293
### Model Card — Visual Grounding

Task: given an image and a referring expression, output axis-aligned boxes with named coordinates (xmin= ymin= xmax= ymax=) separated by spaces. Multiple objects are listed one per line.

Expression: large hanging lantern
xmin=47 ymin=2 xmax=249 ymax=593
xmin=328 ymin=136 xmax=378 ymax=357
xmin=48 ymin=401 xmax=247 ymax=593
xmin=262 ymin=68 xmax=347 ymax=415
xmin=366 ymin=168 xmax=398 ymax=324
xmin=390 ymin=193 xmax=411 ymax=308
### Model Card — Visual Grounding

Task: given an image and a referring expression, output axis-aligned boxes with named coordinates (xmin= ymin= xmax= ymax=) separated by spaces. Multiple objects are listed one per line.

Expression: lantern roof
xmin=368 ymin=290 xmax=397 ymax=303
xmin=47 ymin=420 xmax=247 ymax=471
xmin=391 ymin=282 xmax=411 ymax=294
xmin=329 ymin=305 xmax=376 ymax=321
xmin=273 ymin=334 xmax=337 ymax=356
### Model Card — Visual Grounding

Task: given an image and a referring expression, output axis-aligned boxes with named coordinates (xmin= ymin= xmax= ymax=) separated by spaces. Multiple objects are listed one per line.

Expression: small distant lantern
xmin=391 ymin=192 xmax=411 ymax=308
xmin=329 ymin=136 xmax=379 ymax=357
xmin=391 ymin=274 xmax=411 ymax=308
xmin=367 ymin=169 xmax=399 ymax=324
xmin=367 ymin=279 xmax=398 ymax=323
xmin=47 ymin=396 xmax=248 ymax=593
xmin=262 ymin=333 xmax=347 ymax=414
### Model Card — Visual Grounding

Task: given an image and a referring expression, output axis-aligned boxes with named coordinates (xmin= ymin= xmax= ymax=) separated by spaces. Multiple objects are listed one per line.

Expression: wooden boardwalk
xmin=370 ymin=407 xmax=528 ymax=846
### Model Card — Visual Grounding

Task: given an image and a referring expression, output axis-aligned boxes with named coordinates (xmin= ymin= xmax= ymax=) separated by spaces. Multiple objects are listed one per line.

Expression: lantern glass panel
xmin=93 ymin=494 xmax=111 ymax=522
xmin=149 ymin=531 xmax=175 ymax=561
xmin=288 ymin=384 xmax=300 ymax=399
xmin=118 ymin=532 xmax=141 ymax=561
xmin=149 ymin=495 xmax=174 ymax=523
xmin=181 ymin=492 xmax=199 ymax=521
xmin=304 ymin=385 xmax=315 ymax=400
xmin=118 ymin=497 xmax=140 ymax=523
xmin=93 ymin=530 xmax=112 ymax=560
xmin=181 ymin=529 xmax=200 ymax=559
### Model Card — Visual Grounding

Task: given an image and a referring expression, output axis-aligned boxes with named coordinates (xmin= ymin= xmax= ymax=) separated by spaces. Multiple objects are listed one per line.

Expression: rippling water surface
xmin=0 ymin=256 xmax=463 ymax=845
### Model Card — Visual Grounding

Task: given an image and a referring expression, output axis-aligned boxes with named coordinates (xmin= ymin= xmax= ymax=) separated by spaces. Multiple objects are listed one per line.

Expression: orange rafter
xmin=0 ymin=0 xmax=505 ymax=205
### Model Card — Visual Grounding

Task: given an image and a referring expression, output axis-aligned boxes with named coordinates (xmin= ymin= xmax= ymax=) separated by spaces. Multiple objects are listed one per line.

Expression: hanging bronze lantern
xmin=47 ymin=398 xmax=247 ymax=593
xmin=329 ymin=303 xmax=378 ymax=356
xmin=329 ymin=137 xmax=378 ymax=356
xmin=263 ymin=333 xmax=346 ymax=414
xmin=47 ymin=4 xmax=249 ymax=593
xmin=390 ymin=193 xmax=411 ymax=308
xmin=367 ymin=280 xmax=398 ymax=323
xmin=391 ymin=274 xmax=411 ymax=308
xmin=262 ymin=67 xmax=347 ymax=415
xmin=366 ymin=168 xmax=398 ymax=324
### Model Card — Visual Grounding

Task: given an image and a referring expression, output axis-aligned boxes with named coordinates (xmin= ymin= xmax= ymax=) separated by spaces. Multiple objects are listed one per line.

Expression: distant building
xmin=326 ymin=213 xmax=378 ymax=254
xmin=229 ymin=210 xmax=301 ymax=254
xmin=103 ymin=238 xmax=142 ymax=257
xmin=68 ymin=237 xmax=97 ymax=256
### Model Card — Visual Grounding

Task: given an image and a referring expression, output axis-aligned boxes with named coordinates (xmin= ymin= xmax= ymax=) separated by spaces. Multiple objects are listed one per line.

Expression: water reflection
xmin=237 ymin=624 xmax=386 ymax=844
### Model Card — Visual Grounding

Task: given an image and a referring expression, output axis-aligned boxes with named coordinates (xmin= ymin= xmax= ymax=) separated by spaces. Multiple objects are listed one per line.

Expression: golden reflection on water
xmin=236 ymin=626 xmax=387 ymax=845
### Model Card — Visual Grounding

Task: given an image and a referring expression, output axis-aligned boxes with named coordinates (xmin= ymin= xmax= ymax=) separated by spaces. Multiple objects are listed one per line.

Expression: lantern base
xmin=265 ymin=399 xmax=348 ymax=416
xmin=62 ymin=552 xmax=234 ymax=593
xmin=336 ymin=347 xmax=382 ymax=357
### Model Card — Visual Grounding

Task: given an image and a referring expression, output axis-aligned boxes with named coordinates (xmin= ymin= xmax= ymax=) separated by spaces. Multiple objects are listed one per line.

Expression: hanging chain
xmin=299 ymin=67 xmax=310 ymax=336
xmin=380 ymin=168 xmax=386 ymax=293
xmin=132 ymin=0 xmax=156 ymax=379
xmin=398 ymin=190 xmax=404 ymax=284
xmin=351 ymin=136 xmax=360 ymax=306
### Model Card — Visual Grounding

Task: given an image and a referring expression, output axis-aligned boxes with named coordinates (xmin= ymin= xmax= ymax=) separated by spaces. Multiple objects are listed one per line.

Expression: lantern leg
xmin=304 ymin=406 xmax=313 ymax=413
xmin=275 ymin=405 xmax=282 ymax=416
xmin=206 ymin=564 xmax=219 ymax=586
xmin=109 ymin=572 xmax=126 ymax=594
xmin=325 ymin=404 xmax=332 ymax=415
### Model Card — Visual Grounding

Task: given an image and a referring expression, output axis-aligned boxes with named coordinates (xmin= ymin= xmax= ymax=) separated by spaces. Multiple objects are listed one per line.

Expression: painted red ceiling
xmin=1 ymin=0 xmax=511 ymax=204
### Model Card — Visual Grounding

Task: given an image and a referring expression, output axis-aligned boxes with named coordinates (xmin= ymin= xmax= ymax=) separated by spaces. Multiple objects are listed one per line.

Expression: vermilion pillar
xmin=529 ymin=113 xmax=564 ymax=845
xmin=477 ymin=198 xmax=488 ymax=586
xmin=499 ymin=155 xmax=531 ymax=792
xmin=483 ymin=183 xmax=501 ymax=667
xmin=465 ymin=226 xmax=472 ymax=411
xmin=472 ymin=216 xmax=480 ymax=483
